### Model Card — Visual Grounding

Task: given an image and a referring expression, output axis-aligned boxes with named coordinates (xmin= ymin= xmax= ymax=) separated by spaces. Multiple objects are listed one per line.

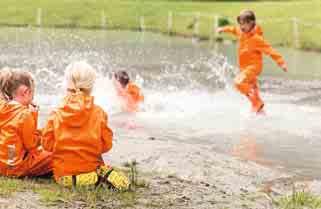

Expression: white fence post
xmin=168 ymin=11 xmax=173 ymax=35
xmin=214 ymin=15 xmax=219 ymax=37
xmin=140 ymin=16 xmax=145 ymax=31
xmin=292 ymin=17 xmax=300 ymax=48
xmin=36 ymin=8 xmax=42 ymax=27
xmin=210 ymin=15 xmax=219 ymax=45
xmin=101 ymin=10 xmax=106 ymax=29
xmin=193 ymin=12 xmax=200 ymax=37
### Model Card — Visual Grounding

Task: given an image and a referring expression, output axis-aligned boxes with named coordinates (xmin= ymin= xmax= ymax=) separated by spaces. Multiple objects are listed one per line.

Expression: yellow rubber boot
xmin=57 ymin=172 xmax=99 ymax=187
xmin=98 ymin=166 xmax=130 ymax=191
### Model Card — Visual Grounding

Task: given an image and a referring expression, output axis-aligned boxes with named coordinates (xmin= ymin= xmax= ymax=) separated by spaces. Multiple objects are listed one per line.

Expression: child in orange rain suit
xmin=217 ymin=10 xmax=288 ymax=113
xmin=0 ymin=68 xmax=52 ymax=177
xmin=41 ymin=61 xmax=129 ymax=190
xmin=113 ymin=71 xmax=144 ymax=113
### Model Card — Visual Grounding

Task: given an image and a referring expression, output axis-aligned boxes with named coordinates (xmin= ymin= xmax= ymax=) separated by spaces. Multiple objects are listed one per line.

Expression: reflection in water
xmin=231 ymin=133 xmax=272 ymax=166
xmin=0 ymin=27 xmax=321 ymax=178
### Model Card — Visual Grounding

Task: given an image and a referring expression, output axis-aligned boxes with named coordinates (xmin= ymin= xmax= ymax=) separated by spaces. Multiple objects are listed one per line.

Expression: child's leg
xmin=98 ymin=166 xmax=130 ymax=191
xmin=234 ymin=70 xmax=264 ymax=112
xmin=234 ymin=70 xmax=255 ymax=96
xmin=247 ymin=82 xmax=264 ymax=113
xmin=8 ymin=150 xmax=53 ymax=177
xmin=56 ymin=165 xmax=129 ymax=191
xmin=25 ymin=150 xmax=53 ymax=177
xmin=57 ymin=172 xmax=99 ymax=187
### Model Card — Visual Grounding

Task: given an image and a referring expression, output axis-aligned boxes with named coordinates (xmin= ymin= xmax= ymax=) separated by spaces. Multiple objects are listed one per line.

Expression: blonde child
xmin=42 ymin=61 xmax=129 ymax=189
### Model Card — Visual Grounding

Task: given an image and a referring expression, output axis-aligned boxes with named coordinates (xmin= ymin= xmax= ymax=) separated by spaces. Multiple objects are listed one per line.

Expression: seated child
xmin=42 ymin=61 xmax=129 ymax=190
xmin=0 ymin=68 xmax=52 ymax=177
xmin=113 ymin=71 xmax=144 ymax=113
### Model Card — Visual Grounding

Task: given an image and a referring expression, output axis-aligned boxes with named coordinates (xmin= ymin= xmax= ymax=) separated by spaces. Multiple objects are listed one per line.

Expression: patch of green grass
xmin=275 ymin=190 xmax=321 ymax=209
xmin=0 ymin=0 xmax=320 ymax=50
xmin=0 ymin=165 xmax=149 ymax=208
xmin=0 ymin=177 xmax=26 ymax=196
xmin=122 ymin=160 xmax=150 ymax=191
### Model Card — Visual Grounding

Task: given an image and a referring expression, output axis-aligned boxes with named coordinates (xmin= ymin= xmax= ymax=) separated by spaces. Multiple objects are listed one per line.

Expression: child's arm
xmin=128 ymin=85 xmax=144 ymax=103
xmin=101 ymin=111 xmax=113 ymax=153
xmin=21 ymin=112 xmax=40 ymax=154
xmin=216 ymin=26 xmax=240 ymax=37
xmin=41 ymin=113 xmax=56 ymax=152
xmin=256 ymin=37 xmax=288 ymax=72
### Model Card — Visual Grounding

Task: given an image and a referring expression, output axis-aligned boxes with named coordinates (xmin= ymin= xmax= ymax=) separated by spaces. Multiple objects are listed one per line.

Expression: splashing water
xmin=1 ymin=27 xmax=321 ymax=180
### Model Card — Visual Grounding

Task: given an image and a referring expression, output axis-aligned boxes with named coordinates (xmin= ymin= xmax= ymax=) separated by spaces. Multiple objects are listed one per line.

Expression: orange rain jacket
xmin=222 ymin=25 xmax=285 ymax=75
xmin=42 ymin=92 xmax=113 ymax=181
xmin=0 ymin=100 xmax=52 ymax=177
xmin=115 ymin=82 xmax=144 ymax=112
xmin=0 ymin=98 xmax=5 ymax=108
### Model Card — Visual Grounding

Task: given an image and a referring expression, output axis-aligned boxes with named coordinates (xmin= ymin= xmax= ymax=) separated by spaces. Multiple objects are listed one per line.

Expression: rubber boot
xmin=247 ymin=86 xmax=264 ymax=115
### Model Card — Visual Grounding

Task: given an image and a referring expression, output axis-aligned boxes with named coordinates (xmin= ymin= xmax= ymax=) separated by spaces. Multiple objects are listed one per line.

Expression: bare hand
xmin=216 ymin=27 xmax=224 ymax=34
xmin=281 ymin=63 xmax=288 ymax=72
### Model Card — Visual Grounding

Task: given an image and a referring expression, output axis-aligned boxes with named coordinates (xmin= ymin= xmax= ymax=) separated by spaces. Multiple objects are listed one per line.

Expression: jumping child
xmin=217 ymin=10 xmax=288 ymax=114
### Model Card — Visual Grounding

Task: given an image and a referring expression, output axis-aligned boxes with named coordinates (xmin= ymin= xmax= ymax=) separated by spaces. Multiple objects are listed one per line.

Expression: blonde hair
xmin=65 ymin=61 xmax=97 ymax=94
xmin=0 ymin=67 xmax=12 ymax=100
xmin=0 ymin=67 xmax=34 ymax=101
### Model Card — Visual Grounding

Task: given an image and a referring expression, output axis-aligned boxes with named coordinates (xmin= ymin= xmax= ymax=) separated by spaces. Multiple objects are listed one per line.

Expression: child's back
xmin=0 ymin=100 xmax=37 ymax=174
xmin=42 ymin=61 xmax=114 ymax=185
xmin=42 ymin=90 xmax=113 ymax=180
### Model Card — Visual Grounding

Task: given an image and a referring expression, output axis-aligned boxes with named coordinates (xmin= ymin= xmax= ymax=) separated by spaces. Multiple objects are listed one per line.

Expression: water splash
xmin=1 ymin=27 xmax=321 ymax=178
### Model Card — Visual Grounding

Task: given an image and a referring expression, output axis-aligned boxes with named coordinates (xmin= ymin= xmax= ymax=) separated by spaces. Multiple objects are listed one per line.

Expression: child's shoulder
xmin=127 ymin=82 xmax=141 ymax=91
xmin=250 ymin=33 xmax=266 ymax=45
xmin=7 ymin=101 xmax=29 ymax=111
xmin=12 ymin=104 xmax=34 ymax=122
xmin=92 ymin=104 xmax=108 ymax=117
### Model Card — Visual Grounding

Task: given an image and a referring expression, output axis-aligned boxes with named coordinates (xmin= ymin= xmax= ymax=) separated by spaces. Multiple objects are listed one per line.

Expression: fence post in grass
xmin=36 ymin=8 xmax=42 ymax=27
xmin=193 ymin=12 xmax=200 ymax=38
xmin=101 ymin=10 xmax=106 ymax=29
xmin=214 ymin=15 xmax=219 ymax=37
xmin=168 ymin=11 xmax=173 ymax=36
xmin=292 ymin=17 xmax=300 ymax=48
xmin=210 ymin=15 xmax=219 ymax=46
xmin=140 ymin=16 xmax=145 ymax=32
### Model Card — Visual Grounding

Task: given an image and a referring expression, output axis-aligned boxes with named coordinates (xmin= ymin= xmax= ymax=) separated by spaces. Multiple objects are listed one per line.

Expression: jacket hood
xmin=0 ymin=100 xmax=25 ymax=127
xmin=55 ymin=92 xmax=94 ymax=127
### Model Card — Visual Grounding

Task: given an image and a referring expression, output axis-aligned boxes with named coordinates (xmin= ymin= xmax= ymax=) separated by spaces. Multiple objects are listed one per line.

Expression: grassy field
xmin=0 ymin=176 xmax=139 ymax=208
xmin=0 ymin=165 xmax=148 ymax=208
xmin=275 ymin=190 xmax=321 ymax=209
xmin=0 ymin=0 xmax=320 ymax=50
